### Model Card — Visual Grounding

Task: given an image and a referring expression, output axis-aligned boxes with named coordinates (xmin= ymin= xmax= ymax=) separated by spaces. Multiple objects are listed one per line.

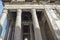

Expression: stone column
xmin=44 ymin=8 xmax=59 ymax=40
xmin=31 ymin=9 xmax=42 ymax=40
xmin=0 ymin=9 xmax=8 ymax=35
xmin=14 ymin=9 xmax=22 ymax=40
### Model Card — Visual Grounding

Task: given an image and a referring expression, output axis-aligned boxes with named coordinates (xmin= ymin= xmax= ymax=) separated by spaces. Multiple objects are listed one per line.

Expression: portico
xmin=0 ymin=1 xmax=60 ymax=40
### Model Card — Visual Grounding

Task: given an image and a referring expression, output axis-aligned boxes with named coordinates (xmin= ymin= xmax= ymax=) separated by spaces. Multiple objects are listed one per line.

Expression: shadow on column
xmin=36 ymin=11 xmax=55 ymax=40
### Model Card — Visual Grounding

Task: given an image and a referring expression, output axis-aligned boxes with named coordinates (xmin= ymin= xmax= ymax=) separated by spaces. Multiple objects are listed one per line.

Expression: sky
xmin=0 ymin=0 xmax=7 ymax=37
xmin=0 ymin=0 xmax=3 ymax=16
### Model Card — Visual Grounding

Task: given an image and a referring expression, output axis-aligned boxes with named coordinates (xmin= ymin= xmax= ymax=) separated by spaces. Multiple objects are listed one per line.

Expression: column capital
xmin=31 ymin=8 xmax=36 ymax=10
xmin=16 ymin=9 xmax=22 ymax=18
xmin=12 ymin=0 xmax=15 ymax=1
xmin=31 ymin=9 xmax=36 ymax=13
xmin=17 ymin=9 xmax=22 ymax=12
xmin=3 ymin=9 xmax=8 ymax=13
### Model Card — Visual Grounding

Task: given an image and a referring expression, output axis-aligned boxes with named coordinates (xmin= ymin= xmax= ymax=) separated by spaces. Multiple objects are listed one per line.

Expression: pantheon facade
xmin=0 ymin=0 xmax=60 ymax=40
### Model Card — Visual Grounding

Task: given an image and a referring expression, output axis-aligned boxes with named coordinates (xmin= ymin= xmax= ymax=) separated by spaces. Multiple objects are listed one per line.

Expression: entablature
xmin=4 ymin=4 xmax=60 ymax=9
xmin=2 ymin=0 xmax=60 ymax=4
